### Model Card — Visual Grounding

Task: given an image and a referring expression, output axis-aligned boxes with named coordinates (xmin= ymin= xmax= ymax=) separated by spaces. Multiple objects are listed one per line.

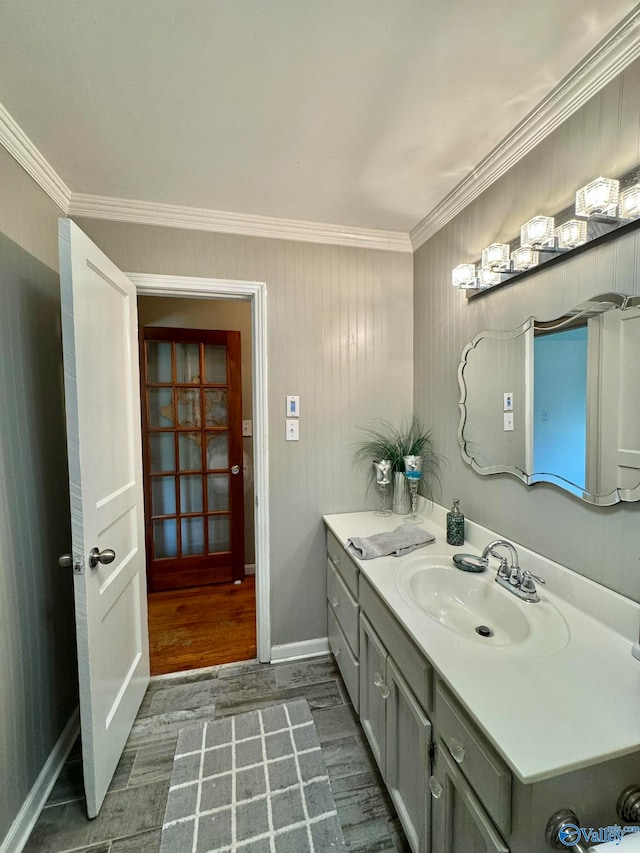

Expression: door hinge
xmin=428 ymin=741 xmax=436 ymax=762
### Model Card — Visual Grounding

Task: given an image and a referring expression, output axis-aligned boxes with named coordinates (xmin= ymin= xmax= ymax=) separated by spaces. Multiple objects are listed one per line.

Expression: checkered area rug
xmin=159 ymin=699 xmax=347 ymax=853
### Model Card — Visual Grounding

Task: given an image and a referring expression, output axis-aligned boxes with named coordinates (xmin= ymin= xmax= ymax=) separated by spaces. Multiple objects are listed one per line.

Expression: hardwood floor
xmin=25 ymin=656 xmax=409 ymax=852
xmin=147 ymin=576 xmax=257 ymax=675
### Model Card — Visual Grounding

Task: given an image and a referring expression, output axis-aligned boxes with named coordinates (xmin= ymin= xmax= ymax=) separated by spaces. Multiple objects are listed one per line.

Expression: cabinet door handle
xmin=449 ymin=737 xmax=466 ymax=764
xmin=373 ymin=672 xmax=390 ymax=699
xmin=331 ymin=597 xmax=340 ymax=608
xmin=429 ymin=775 xmax=443 ymax=799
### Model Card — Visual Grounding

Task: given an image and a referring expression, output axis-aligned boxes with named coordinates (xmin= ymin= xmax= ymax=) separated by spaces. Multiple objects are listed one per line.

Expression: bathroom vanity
xmin=324 ymin=506 xmax=640 ymax=853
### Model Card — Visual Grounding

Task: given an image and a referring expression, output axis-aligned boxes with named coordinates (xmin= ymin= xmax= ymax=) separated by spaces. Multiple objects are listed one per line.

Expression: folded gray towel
xmin=347 ymin=525 xmax=435 ymax=560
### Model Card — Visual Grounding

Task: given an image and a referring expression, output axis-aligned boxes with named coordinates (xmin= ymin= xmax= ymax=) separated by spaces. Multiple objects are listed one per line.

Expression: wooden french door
xmin=140 ymin=327 xmax=245 ymax=591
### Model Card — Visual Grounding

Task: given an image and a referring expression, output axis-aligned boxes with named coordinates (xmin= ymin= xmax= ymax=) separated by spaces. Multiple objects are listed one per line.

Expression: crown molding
xmin=68 ymin=192 xmax=412 ymax=252
xmin=0 ymin=102 xmax=71 ymax=212
xmin=410 ymin=7 xmax=640 ymax=250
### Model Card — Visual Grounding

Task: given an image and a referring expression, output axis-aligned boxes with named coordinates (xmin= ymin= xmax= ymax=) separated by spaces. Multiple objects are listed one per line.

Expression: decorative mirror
xmin=458 ymin=293 xmax=640 ymax=505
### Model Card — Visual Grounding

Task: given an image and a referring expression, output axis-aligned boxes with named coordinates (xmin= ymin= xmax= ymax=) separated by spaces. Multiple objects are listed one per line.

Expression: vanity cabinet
xmin=359 ymin=614 xmax=432 ymax=853
xmin=326 ymin=531 xmax=360 ymax=711
xmin=328 ymin=536 xmax=508 ymax=853
xmin=430 ymin=740 xmax=509 ymax=853
xmin=434 ymin=682 xmax=511 ymax=838
xmin=325 ymin=517 xmax=640 ymax=853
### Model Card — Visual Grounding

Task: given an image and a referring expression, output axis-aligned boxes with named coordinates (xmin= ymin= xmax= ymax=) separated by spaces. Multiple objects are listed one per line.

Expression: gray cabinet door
xmin=386 ymin=657 xmax=431 ymax=853
xmin=431 ymin=741 xmax=509 ymax=853
xmin=359 ymin=614 xmax=388 ymax=776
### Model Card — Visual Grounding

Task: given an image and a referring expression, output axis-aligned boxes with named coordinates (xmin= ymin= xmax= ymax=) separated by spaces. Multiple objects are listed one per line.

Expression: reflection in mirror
xmin=458 ymin=294 xmax=640 ymax=506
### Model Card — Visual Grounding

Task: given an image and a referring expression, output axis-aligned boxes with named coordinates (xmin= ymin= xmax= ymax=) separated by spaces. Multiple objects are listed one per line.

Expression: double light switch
xmin=286 ymin=395 xmax=300 ymax=441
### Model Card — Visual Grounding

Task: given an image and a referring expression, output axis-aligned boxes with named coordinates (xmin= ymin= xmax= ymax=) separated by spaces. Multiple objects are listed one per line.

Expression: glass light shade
xmin=481 ymin=243 xmax=510 ymax=270
xmin=451 ymin=263 xmax=477 ymax=289
xmin=478 ymin=267 xmax=502 ymax=289
xmin=521 ymin=216 xmax=555 ymax=248
xmin=555 ymin=219 xmax=588 ymax=249
xmin=619 ymin=183 xmax=640 ymax=219
xmin=510 ymin=247 xmax=539 ymax=270
xmin=575 ymin=176 xmax=619 ymax=217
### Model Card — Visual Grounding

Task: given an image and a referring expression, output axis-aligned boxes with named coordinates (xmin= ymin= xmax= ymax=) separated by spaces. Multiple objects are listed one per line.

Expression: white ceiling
xmin=0 ymin=0 xmax=637 ymax=235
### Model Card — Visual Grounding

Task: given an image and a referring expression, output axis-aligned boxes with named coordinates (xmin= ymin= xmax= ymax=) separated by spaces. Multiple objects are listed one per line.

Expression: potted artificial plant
xmin=352 ymin=416 xmax=441 ymax=514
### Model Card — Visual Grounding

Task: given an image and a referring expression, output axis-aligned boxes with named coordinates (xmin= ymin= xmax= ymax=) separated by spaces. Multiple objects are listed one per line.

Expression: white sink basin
xmin=395 ymin=557 xmax=569 ymax=654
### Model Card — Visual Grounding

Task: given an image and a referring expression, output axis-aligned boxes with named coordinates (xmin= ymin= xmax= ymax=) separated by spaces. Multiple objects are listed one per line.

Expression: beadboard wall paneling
xmin=414 ymin=58 xmax=640 ymax=604
xmin=137 ymin=296 xmax=256 ymax=564
xmin=0 ymin=154 xmax=77 ymax=843
xmin=73 ymin=218 xmax=414 ymax=644
xmin=0 ymin=145 xmax=61 ymax=271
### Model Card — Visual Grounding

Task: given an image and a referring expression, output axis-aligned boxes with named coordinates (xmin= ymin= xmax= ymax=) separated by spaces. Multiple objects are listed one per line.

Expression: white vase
xmin=392 ymin=472 xmax=409 ymax=514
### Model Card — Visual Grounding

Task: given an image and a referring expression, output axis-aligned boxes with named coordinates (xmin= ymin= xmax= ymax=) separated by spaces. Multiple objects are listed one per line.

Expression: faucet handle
xmin=520 ymin=570 xmax=545 ymax=595
xmin=528 ymin=571 xmax=545 ymax=584
xmin=489 ymin=550 xmax=511 ymax=579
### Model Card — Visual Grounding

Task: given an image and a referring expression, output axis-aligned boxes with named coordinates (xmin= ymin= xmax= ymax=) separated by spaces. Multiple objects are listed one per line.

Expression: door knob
xmin=58 ymin=553 xmax=73 ymax=568
xmin=88 ymin=547 xmax=116 ymax=569
xmin=231 ymin=465 xmax=240 ymax=474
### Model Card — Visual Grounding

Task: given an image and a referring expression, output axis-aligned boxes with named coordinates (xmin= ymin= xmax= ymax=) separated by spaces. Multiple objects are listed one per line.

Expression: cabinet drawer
xmin=328 ymin=604 xmax=360 ymax=712
xmin=435 ymin=682 xmax=511 ymax=836
xmin=326 ymin=529 xmax=359 ymax=597
xmin=360 ymin=576 xmax=433 ymax=713
xmin=327 ymin=559 xmax=359 ymax=655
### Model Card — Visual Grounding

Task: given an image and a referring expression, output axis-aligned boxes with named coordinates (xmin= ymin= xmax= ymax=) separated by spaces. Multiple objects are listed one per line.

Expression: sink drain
xmin=475 ymin=625 xmax=494 ymax=638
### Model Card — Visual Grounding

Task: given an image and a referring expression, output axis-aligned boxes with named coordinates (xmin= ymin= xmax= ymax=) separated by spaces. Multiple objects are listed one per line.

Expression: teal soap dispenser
xmin=446 ymin=499 xmax=465 ymax=546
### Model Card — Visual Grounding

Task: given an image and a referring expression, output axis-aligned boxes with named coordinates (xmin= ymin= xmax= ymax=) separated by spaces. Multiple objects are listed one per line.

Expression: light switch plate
xmin=286 ymin=395 xmax=300 ymax=417
xmin=286 ymin=419 xmax=299 ymax=441
xmin=242 ymin=420 xmax=252 ymax=437
xmin=504 ymin=392 xmax=513 ymax=411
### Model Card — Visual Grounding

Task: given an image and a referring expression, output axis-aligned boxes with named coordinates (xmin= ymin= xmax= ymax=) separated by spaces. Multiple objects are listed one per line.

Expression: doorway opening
xmin=130 ymin=274 xmax=270 ymax=672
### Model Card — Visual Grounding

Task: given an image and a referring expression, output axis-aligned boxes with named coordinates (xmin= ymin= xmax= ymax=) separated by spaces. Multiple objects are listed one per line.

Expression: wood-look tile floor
xmin=25 ymin=655 xmax=410 ymax=852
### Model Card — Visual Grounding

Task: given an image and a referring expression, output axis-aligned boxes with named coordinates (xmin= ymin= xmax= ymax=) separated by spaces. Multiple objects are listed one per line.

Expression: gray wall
xmin=137 ymin=295 xmax=256 ymax=565
xmin=414 ymin=58 xmax=640 ymax=603
xmin=73 ymin=217 xmax=414 ymax=645
xmin=0 ymin=148 xmax=78 ymax=841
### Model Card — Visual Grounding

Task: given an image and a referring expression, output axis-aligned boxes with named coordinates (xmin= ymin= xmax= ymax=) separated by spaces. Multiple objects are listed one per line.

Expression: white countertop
xmin=323 ymin=504 xmax=640 ymax=785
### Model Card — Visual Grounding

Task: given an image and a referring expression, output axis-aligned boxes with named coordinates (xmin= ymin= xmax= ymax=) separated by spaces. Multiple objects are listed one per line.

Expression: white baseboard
xmin=1 ymin=706 xmax=80 ymax=853
xmin=270 ymin=637 xmax=330 ymax=663
xmin=244 ymin=563 xmax=256 ymax=576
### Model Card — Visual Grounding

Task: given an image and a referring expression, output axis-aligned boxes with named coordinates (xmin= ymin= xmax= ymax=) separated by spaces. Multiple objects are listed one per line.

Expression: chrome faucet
xmin=480 ymin=539 xmax=545 ymax=603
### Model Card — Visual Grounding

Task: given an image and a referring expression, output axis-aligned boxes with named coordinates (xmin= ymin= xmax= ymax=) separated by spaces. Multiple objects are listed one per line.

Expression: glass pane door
xmin=141 ymin=328 xmax=244 ymax=591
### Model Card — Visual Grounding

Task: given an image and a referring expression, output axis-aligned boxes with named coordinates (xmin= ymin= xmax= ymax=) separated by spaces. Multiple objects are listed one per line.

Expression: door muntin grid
xmin=146 ymin=339 xmax=231 ymax=559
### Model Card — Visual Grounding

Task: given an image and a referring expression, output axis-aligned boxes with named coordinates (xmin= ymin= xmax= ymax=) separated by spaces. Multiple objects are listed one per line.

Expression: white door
xmin=596 ymin=306 xmax=640 ymax=501
xmin=58 ymin=219 xmax=149 ymax=818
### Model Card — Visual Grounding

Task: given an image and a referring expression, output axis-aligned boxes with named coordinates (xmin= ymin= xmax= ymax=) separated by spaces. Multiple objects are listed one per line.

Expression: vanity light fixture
xmin=478 ymin=268 xmax=503 ymax=288
xmin=575 ymin=176 xmax=619 ymax=218
xmin=451 ymin=263 xmax=478 ymax=289
xmin=520 ymin=216 xmax=555 ymax=249
xmin=619 ymin=182 xmax=640 ymax=219
xmin=481 ymin=243 xmax=510 ymax=271
xmin=450 ymin=165 xmax=640 ymax=295
xmin=510 ymin=247 xmax=540 ymax=271
xmin=555 ymin=219 xmax=588 ymax=249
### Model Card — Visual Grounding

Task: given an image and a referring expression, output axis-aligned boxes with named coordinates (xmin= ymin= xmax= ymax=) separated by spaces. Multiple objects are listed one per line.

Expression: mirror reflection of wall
xmin=462 ymin=333 xmax=529 ymax=471
xmin=533 ymin=326 xmax=588 ymax=494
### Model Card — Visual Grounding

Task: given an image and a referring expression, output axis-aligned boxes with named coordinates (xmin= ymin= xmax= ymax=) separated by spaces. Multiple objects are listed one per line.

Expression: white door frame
xmin=128 ymin=272 xmax=270 ymax=663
